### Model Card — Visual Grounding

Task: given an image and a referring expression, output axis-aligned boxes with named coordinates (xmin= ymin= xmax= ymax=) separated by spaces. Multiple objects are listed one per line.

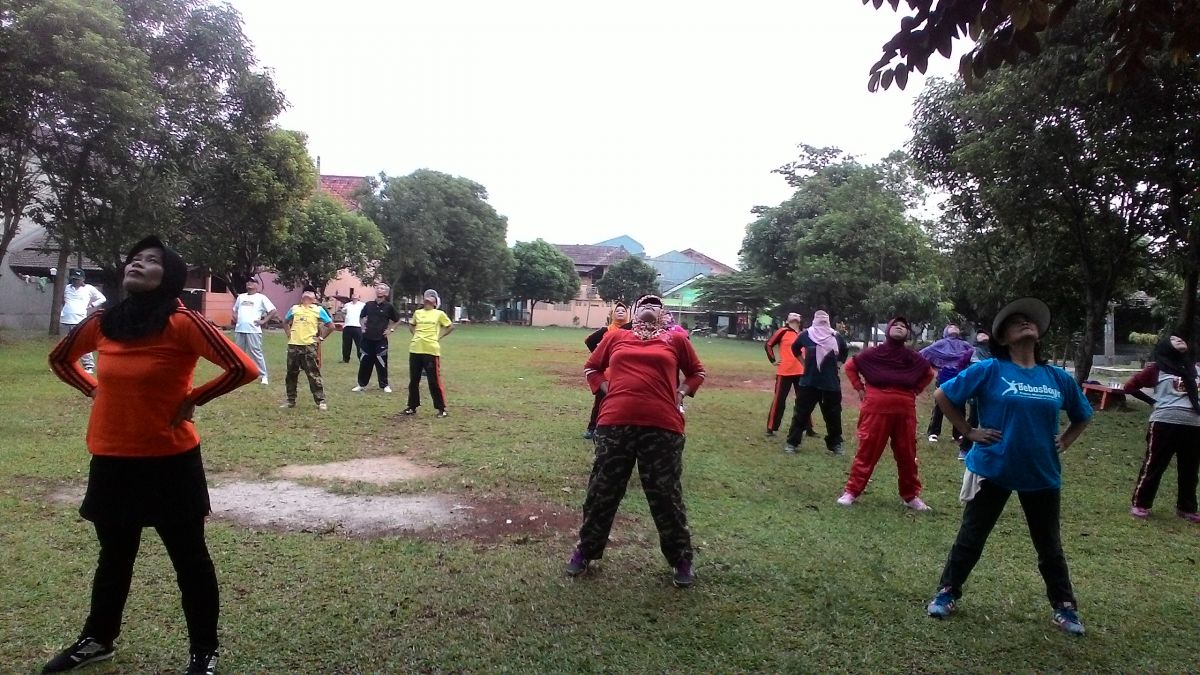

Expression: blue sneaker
xmin=1052 ymin=603 xmax=1085 ymax=636
xmin=926 ymin=586 xmax=956 ymax=618
xmin=583 ymin=429 xmax=594 ymax=440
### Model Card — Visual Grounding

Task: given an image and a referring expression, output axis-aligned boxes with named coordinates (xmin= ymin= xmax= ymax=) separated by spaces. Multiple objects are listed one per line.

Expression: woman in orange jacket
xmin=43 ymin=236 xmax=258 ymax=675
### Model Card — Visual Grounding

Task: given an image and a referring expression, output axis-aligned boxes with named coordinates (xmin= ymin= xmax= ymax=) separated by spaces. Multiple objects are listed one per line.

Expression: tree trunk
xmin=0 ymin=212 xmax=20 ymax=269
xmin=48 ymin=248 xmax=70 ymax=337
xmin=528 ymin=299 xmax=537 ymax=326
xmin=1072 ymin=295 xmax=1108 ymax=383
xmin=1181 ymin=266 xmax=1199 ymax=345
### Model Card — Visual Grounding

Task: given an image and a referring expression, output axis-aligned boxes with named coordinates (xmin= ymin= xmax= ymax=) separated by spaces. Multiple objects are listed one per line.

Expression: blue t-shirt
xmin=940 ymin=359 xmax=1092 ymax=491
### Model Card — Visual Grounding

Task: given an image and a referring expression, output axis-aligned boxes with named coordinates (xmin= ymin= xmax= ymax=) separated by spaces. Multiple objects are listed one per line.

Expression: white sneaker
xmin=927 ymin=434 xmax=939 ymax=443
xmin=383 ymin=386 xmax=393 ymax=393
xmin=318 ymin=402 xmax=328 ymax=411
xmin=904 ymin=497 xmax=932 ymax=511
xmin=351 ymin=385 xmax=365 ymax=392
xmin=260 ymin=376 xmax=268 ymax=385
xmin=836 ymin=492 xmax=855 ymax=506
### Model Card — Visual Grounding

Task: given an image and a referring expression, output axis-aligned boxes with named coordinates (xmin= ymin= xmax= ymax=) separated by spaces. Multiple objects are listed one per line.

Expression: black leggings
xmin=82 ymin=519 xmax=218 ymax=651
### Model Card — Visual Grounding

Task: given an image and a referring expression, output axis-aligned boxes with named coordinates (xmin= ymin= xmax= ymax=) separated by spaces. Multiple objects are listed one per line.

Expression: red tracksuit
xmin=843 ymin=356 xmax=934 ymax=501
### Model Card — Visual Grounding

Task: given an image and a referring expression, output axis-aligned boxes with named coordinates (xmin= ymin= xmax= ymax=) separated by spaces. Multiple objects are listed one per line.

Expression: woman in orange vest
xmin=583 ymin=302 xmax=629 ymax=439
xmin=764 ymin=313 xmax=814 ymax=437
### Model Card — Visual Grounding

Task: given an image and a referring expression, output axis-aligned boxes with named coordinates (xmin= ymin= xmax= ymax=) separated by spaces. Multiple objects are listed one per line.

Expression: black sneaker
xmin=185 ymin=649 xmax=219 ymax=675
xmin=828 ymin=443 xmax=845 ymax=456
xmin=402 ymin=408 xmax=416 ymax=415
xmin=42 ymin=636 xmax=114 ymax=673
xmin=435 ymin=410 xmax=449 ymax=418
xmin=672 ymin=560 xmax=695 ymax=588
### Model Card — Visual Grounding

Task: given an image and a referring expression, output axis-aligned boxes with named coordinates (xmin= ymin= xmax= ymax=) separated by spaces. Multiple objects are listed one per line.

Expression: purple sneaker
xmin=1177 ymin=509 xmax=1200 ymax=523
xmin=1130 ymin=506 xmax=1150 ymax=519
xmin=672 ymin=560 xmax=695 ymax=588
xmin=564 ymin=548 xmax=589 ymax=577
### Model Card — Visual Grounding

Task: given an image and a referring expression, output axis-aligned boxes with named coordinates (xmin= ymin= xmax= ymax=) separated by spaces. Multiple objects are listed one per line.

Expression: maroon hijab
xmin=851 ymin=317 xmax=931 ymax=391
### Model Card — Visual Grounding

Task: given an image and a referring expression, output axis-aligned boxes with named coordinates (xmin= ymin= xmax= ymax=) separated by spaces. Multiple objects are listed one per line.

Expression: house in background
xmin=648 ymin=248 xmax=738 ymax=294
xmin=0 ymin=227 xmax=105 ymax=330
xmin=505 ymin=243 xmax=632 ymax=328
xmin=500 ymin=236 xmax=741 ymax=330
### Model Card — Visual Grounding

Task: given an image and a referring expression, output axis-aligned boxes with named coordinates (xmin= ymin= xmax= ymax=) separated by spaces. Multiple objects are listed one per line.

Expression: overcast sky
xmin=228 ymin=0 xmax=957 ymax=268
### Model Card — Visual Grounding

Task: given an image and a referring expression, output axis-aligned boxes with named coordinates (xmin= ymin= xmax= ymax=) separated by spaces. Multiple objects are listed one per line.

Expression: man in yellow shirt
xmin=403 ymin=288 xmax=454 ymax=417
xmin=283 ymin=288 xmax=333 ymax=410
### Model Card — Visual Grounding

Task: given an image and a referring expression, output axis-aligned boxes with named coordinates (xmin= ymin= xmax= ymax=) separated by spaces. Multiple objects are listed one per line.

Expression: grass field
xmin=0 ymin=325 xmax=1195 ymax=673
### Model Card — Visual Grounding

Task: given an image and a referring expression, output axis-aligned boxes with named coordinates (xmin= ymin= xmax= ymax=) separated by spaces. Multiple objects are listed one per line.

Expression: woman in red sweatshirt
xmin=44 ymin=236 xmax=258 ymax=675
xmin=566 ymin=295 xmax=707 ymax=587
xmin=839 ymin=316 xmax=935 ymax=510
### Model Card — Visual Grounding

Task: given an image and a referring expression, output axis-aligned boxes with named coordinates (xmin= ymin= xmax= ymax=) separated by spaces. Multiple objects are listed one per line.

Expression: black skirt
xmin=80 ymin=446 xmax=211 ymax=526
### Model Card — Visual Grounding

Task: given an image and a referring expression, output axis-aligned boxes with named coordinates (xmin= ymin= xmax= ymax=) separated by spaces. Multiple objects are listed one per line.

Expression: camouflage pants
xmin=577 ymin=425 xmax=692 ymax=566
xmin=285 ymin=344 xmax=325 ymax=404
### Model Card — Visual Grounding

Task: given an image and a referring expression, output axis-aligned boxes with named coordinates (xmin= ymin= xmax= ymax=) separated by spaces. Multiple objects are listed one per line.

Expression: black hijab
xmin=1154 ymin=335 xmax=1200 ymax=414
xmin=99 ymin=236 xmax=188 ymax=342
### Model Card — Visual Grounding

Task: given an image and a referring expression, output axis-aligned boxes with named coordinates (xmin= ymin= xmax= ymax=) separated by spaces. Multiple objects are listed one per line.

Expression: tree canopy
xmin=358 ymin=169 xmax=512 ymax=309
xmin=740 ymin=146 xmax=943 ymax=330
xmin=595 ymin=256 xmax=659 ymax=304
xmin=510 ymin=239 xmax=580 ymax=326
xmin=271 ymin=193 xmax=386 ymax=293
xmin=865 ymin=0 xmax=1200 ymax=92
xmin=908 ymin=4 xmax=1200 ymax=379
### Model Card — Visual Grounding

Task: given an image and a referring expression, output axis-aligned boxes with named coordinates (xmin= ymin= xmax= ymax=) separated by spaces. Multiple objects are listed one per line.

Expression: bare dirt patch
xmin=208 ymin=481 xmax=466 ymax=535
xmin=275 ymin=455 xmax=443 ymax=485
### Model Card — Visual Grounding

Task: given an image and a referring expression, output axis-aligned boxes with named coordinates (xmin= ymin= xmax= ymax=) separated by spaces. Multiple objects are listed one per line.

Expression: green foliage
xmin=510 ymin=239 xmax=579 ymax=325
xmin=740 ymin=145 xmax=943 ymax=331
xmin=694 ymin=271 xmax=772 ymax=312
xmin=358 ymin=170 xmax=512 ymax=307
xmin=1127 ymin=331 xmax=1159 ymax=346
xmin=180 ymin=127 xmax=316 ymax=293
xmin=272 ymin=194 xmax=386 ymax=292
xmin=594 ymin=256 xmax=659 ymax=304
xmin=867 ymin=0 xmax=1200 ymax=92
xmin=908 ymin=3 xmax=1200 ymax=379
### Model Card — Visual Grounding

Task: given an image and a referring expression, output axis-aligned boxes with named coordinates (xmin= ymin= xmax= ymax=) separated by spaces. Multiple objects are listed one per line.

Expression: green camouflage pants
xmin=577 ymin=425 xmax=692 ymax=566
xmin=285 ymin=344 xmax=325 ymax=404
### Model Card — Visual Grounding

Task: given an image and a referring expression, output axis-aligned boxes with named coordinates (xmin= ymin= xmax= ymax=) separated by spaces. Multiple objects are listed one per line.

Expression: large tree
xmin=17 ymin=0 xmax=159 ymax=333
xmin=740 ymin=146 xmax=943 ymax=333
xmin=178 ymin=125 xmax=316 ymax=294
xmin=693 ymin=271 xmax=774 ymax=338
xmin=358 ymin=169 xmax=512 ymax=309
xmin=908 ymin=4 xmax=1197 ymax=379
xmin=510 ymin=239 xmax=579 ymax=326
xmin=595 ymin=256 xmax=659 ymax=304
xmin=864 ymin=0 xmax=1200 ymax=92
xmin=271 ymin=193 xmax=386 ymax=292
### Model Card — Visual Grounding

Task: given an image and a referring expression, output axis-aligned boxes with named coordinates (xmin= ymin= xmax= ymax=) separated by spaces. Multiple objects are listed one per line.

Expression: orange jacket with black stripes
xmin=48 ymin=304 xmax=259 ymax=457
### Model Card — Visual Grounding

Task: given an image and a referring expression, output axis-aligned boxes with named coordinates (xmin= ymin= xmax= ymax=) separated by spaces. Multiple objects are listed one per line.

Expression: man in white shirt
xmin=232 ymin=278 xmax=278 ymax=384
xmin=341 ymin=295 xmax=366 ymax=363
xmin=59 ymin=269 xmax=106 ymax=373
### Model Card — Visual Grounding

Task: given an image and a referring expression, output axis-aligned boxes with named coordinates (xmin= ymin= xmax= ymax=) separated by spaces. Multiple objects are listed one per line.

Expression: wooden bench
xmin=1081 ymin=383 xmax=1126 ymax=411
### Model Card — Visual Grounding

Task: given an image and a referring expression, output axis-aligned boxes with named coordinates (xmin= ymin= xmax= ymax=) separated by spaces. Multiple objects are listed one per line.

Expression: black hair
xmin=99 ymin=236 xmax=187 ymax=342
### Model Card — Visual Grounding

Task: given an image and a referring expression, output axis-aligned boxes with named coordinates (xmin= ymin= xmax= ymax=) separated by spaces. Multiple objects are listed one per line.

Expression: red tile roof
xmin=319 ymin=175 xmax=369 ymax=211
